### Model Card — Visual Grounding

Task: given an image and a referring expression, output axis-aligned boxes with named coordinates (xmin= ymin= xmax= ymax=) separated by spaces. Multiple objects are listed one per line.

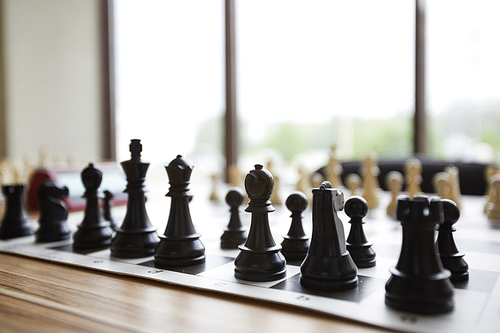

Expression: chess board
xmin=0 ymin=185 xmax=499 ymax=333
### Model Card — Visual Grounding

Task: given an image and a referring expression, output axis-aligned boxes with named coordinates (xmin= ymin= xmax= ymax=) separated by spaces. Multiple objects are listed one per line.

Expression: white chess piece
xmin=444 ymin=166 xmax=461 ymax=209
xmin=346 ymin=173 xmax=361 ymax=197
xmin=432 ymin=172 xmax=451 ymax=200
xmin=405 ymin=157 xmax=423 ymax=199
xmin=326 ymin=145 xmax=343 ymax=189
xmin=486 ymin=175 xmax=500 ymax=220
xmin=386 ymin=171 xmax=404 ymax=218
xmin=360 ymin=152 xmax=380 ymax=209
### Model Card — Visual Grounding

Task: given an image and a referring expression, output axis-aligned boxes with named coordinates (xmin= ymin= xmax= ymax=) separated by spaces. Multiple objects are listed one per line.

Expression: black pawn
xmin=234 ymin=164 xmax=286 ymax=282
xmin=345 ymin=196 xmax=376 ymax=268
xmin=300 ymin=181 xmax=358 ymax=291
xmin=0 ymin=185 xmax=33 ymax=239
xmin=385 ymin=196 xmax=454 ymax=314
xmin=103 ymin=190 xmax=117 ymax=230
xmin=73 ymin=163 xmax=113 ymax=250
xmin=110 ymin=139 xmax=159 ymax=258
xmin=281 ymin=191 xmax=309 ymax=262
xmin=438 ymin=199 xmax=468 ymax=282
xmin=35 ymin=180 xmax=71 ymax=243
xmin=154 ymin=155 xmax=205 ymax=267
xmin=220 ymin=188 xmax=247 ymax=249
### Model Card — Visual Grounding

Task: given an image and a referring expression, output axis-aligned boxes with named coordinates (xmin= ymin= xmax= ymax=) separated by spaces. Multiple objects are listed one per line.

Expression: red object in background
xmin=26 ymin=163 xmax=127 ymax=212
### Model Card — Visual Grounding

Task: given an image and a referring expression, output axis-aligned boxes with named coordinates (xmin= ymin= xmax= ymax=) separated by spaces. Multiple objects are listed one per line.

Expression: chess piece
xmin=110 ymin=139 xmax=159 ymax=258
xmin=155 ymin=155 xmax=205 ymax=267
xmin=438 ymin=199 xmax=468 ymax=282
xmin=300 ymin=182 xmax=358 ymax=291
xmin=209 ymin=174 xmax=220 ymax=202
xmin=360 ymin=152 xmax=380 ymax=209
xmin=345 ymin=173 xmax=361 ymax=196
xmin=103 ymin=190 xmax=117 ymax=230
xmin=296 ymin=166 xmax=312 ymax=204
xmin=486 ymin=175 xmax=500 ymax=220
xmin=484 ymin=167 xmax=499 ymax=214
xmin=385 ymin=196 xmax=454 ymax=314
xmin=311 ymin=172 xmax=324 ymax=188
xmin=266 ymin=161 xmax=282 ymax=205
xmin=221 ymin=188 xmax=247 ymax=249
xmin=234 ymin=164 xmax=286 ymax=281
xmin=404 ymin=157 xmax=423 ymax=199
xmin=0 ymin=185 xmax=34 ymax=239
xmin=73 ymin=163 xmax=113 ymax=250
xmin=433 ymin=172 xmax=451 ymax=200
xmin=281 ymin=191 xmax=310 ymax=262
xmin=35 ymin=180 xmax=71 ymax=243
xmin=326 ymin=145 xmax=343 ymax=189
xmin=228 ymin=163 xmax=242 ymax=188
xmin=345 ymin=196 xmax=376 ymax=268
xmin=444 ymin=166 xmax=462 ymax=209
xmin=385 ymin=171 xmax=404 ymax=218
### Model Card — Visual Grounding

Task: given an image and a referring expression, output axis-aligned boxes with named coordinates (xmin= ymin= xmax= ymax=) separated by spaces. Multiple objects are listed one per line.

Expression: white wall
xmin=1 ymin=0 xmax=104 ymax=162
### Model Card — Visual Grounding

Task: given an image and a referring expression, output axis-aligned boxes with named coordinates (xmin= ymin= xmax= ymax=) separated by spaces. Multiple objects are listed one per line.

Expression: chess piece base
xmin=281 ymin=237 xmax=309 ymax=262
xmin=35 ymin=222 xmax=71 ymax=243
xmin=300 ymin=254 xmax=358 ymax=291
xmin=154 ymin=235 xmax=206 ymax=267
xmin=111 ymin=228 xmax=159 ymax=258
xmin=220 ymin=229 xmax=247 ymax=249
xmin=385 ymin=269 xmax=454 ymax=314
xmin=346 ymin=244 xmax=376 ymax=268
xmin=441 ymin=255 xmax=469 ymax=282
xmin=234 ymin=247 xmax=287 ymax=282
xmin=73 ymin=225 xmax=113 ymax=250
xmin=0 ymin=221 xmax=33 ymax=240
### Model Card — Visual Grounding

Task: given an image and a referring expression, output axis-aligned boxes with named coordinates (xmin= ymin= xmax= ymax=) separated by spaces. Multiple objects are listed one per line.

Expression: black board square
xmin=138 ymin=255 xmax=234 ymax=275
xmin=453 ymin=269 xmax=500 ymax=293
xmin=271 ymin=274 xmax=386 ymax=303
xmin=50 ymin=244 xmax=110 ymax=255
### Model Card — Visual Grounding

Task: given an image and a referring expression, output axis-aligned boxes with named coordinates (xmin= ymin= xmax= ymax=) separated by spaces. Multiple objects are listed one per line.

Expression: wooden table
xmin=0 ymin=252 xmax=388 ymax=332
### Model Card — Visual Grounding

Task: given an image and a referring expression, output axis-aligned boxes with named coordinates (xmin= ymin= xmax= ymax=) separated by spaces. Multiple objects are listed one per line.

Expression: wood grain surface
xmin=0 ymin=252 xmax=390 ymax=333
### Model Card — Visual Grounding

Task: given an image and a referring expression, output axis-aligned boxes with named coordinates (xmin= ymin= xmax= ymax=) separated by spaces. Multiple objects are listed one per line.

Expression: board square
xmin=270 ymin=274 xmax=386 ymax=303
xmin=138 ymin=255 xmax=234 ymax=275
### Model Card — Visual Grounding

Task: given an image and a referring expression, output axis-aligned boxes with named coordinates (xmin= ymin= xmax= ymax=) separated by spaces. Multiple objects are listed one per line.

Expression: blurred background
xmin=0 ymin=0 xmax=499 ymax=184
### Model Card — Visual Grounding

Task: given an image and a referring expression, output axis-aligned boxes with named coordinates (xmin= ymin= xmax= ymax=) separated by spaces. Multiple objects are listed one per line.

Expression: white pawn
xmin=485 ymin=168 xmax=500 ymax=214
xmin=267 ymin=160 xmax=282 ymax=205
xmin=405 ymin=157 xmax=423 ymax=199
xmin=326 ymin=145 xmax=343 ymax=189
xmin=345 ymin=173 xmax=361 ymax=197
xmin=433 ymin=172 xmax=451 ymax=200
xmin=386 ymin=171 xmax=404 ymax=218
xmin=486 ymin=175 xmax=500 ymax=220
xmin=311 ymin=172 xmax=325 ymax=188
xmin=360 ymin=152 xmax=381 ymax=209
xmin=444 ymin=166 xmax=462 ymax=209
xmin=209 ymin=174 xmax=219 ymax=202
xmin=296 ymin=166 xmax=312 ymax=204
xmin=228 ymin=163 xmax=242 ymax=188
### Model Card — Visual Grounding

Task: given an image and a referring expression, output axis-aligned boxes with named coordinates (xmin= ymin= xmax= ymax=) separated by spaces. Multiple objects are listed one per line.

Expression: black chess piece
xmin=35 ymin=179 xmax=71 ymax=243
xmin=0 ymin=185 xmax=33 ymax=239
xmin=234 ymin=164 xmax=286 ymax=282
xmin=73 ymin=163 xmax=113 ymax=250
xmin=385 ymin=196 xmax=454 ymax=314
xmin=103 ymin=190 xmax=117 ymax=230
xmin=345 ymin=196 xmax=376 ymax=268
xmin=220 ymin=188 xmax=247 ymax=249
xmin=280 ymin=191 xmax=309 ymax=262
xmin=154 ymin=155 xmax=205 ymax=267
xmin=110 ymin=139 xmax=159 ymax=258
xmin=300 ymin=181 xmax=358 ymax=291
xmin=438 ymin=199 xmax=469 ymax=282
